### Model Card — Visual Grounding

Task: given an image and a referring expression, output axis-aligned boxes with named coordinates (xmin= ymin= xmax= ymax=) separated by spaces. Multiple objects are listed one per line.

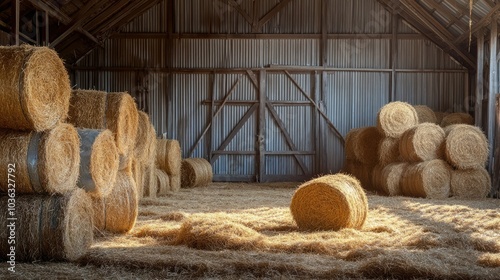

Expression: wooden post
xmin=488 ymin=19 xmax=498 ymax=176
xmin=494 ymin=94 xmax=500 ymax=197
xmin=313 ymin=71 xmax=321 ymax=175
xmin=476 ymin=32 xmax=484 ymax=127
xmin=320 ymin=0 xmax=327 ymax=66
xmin=15 ymin=0 xmax=20 ymax=45
xmin=258 ymin=70 xmax=267 ymax=182
xmin=465 ymin=72 xmax=470 ymax=113
xmin=45 ymin=10 xmax=49 ymax=46
xmin=207 ymin=72 xmax=215 ymax=160
xmin=391 ymin=12 xmax=398 ymax=102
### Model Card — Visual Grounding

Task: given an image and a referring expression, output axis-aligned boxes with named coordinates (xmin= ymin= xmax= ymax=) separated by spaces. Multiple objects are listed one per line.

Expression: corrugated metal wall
xmin=74 ymin=0 xmax=468 ymax=182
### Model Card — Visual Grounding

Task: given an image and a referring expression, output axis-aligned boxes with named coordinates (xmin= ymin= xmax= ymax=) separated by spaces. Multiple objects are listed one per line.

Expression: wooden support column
xmin=313 ymin=71 xmax=321 ymax=174
xmin=494 ymin=94 xmax=500 ymax=197
xmin=476 ymin=32 xmax=485 ymax=126
xmin=45 ymin=10 xmax=49 ymax=46
xmin=488 ymin=19 xmax=498 ymax=177
xmin=391 ymin=12 xmax=398 ymax=101
xmin=14 ymin=0 xmax=20 ymax=45
xmin=166 ymin=0 xmax=175 ymax=139
xmin=258 ymin=70 xmax=267 ymax=182
xmin=207 ymin=72 xmax=216 ymax=160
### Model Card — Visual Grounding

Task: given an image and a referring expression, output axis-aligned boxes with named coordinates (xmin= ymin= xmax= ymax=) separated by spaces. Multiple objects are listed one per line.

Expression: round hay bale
xmin=0 ymin=45 xmax=70 ymax=131
xmin=440 ymin=112 xmax=474 ymax=127
xmin=290 ymin=174 xmax=368 ymax=231
xmin=399 ymin=123 xmax=445 ymax=162
xmin=156 ymin=139 xmax=181 ymax=175
xmin=0 ymin=188 xmax=93 ymax=261
xmin=77 ymin=129 xmax=119 ymax=198
xmin=169 ymin=174 xmax=181 ymax=192
xmin=142 ymin=165 xmax=157 ymax=198
xmin=345 ymin=128 xmax=362 ymax=161
xmin=413 ymin=105 xmax=438 ymax=124
xmin=0 ymin=123 xmax=79 ymax=194
xmin=134 ymin=111 xmax=156 ymax=164
xmin=68 ymin=90 xmax=139 ymax=160
xmin=156 ymin=168 xmax=171 ymax=196
xmin=92 ymin=171 xmax=138 ymax=234
xmin=434 ymin=111 xmax=448 ymax=125
xmin=377 ymin=101 xmax=419 ymax=138
xmin=370 ymin=164 xmax=387 ymax=195
xmin=378 ymin=137 xmax=401 ymax=166
xmin=400 ymin=159 xmax=452 ymax=199
xmin=444 ymin=124 xmax=488 ymax=169
xmin=341 ymin=159 xmax=357 ymax=174
xmin=451 ymin=168 xmax=491 ymax=199
xmin=380 ymin=162 xmax=409 ymax=196
xmin=181 ymin=158 xmax=213 ymax=188
xmin=131 ymin=159 xmax=144 ymax=200
xmin=353 ymin=126 xmax=384 ymax=165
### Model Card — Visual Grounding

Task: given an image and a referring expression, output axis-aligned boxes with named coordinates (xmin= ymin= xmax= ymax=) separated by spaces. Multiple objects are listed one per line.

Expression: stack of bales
xmin=344 ymin=101 xmax=489 ymax=199
xmin=131 ymin=111 xmax=157 ymax=199
xmin=156 ymin=139 xmax=182 ymax=194
xmin=181 ymin=158 xmax=213 ymax=188
xmin=0 ymin=45 xmax=93 ymax=261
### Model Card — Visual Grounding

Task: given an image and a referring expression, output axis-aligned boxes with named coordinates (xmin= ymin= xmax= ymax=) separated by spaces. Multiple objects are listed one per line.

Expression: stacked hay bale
xmin=181 ymin=158 xmax=213 ymax=188
xmin=132 ymin=111 xmax=157 ymax=199
xmin=156 ymin=139 xmax=182 ymax=193
xmin=0 ymin=45 xmax=93 ymax=261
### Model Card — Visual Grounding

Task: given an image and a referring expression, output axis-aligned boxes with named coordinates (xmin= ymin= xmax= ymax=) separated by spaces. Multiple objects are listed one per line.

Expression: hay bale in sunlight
xmin=353 ymin=126 xmax=384 ymax=165
xmin=0 ymin=189 xmax=93 ymax=261
xmin=142 ymin=165 xmax=157 ymax=198
xmin=181 ymin=158 xmax=213 ymax=188
xmin=156 ymin=139 xmax=181 ymax=175
xmin=92 ymin=171 xmax=138 ymax=234
xmin=134 ymin=112 xmax=156 ymax=164
xmin=169 ymin=174 xmax=181 ymax=192
xmin=77 ymin=129 xmax=119 ymax=198
xmin=0 ymin=45 xmax=70 ymax=131
xmin=434 ymin=111 xmax=448 ymax=125
xmin=174 ymin=215 xmax=263 ymax=250
xmin=373 ymin=162 xmax=408 ymax=196
xmin=444 ymin=124 xmax=488 ymax=169
xmin=345 ymin=128 xmax=362 ymax=161
xmin=343 ymin=161 xmax=374 ymax=191
xmin=290 ymin=173 xmax=368 ymax=231
xmin=156 ymin=169 xmax=171 ymax=196
xmin=399 ymin=123 xmax=445 ymax=162
xmin=68 ymin=90 xmax=139 ymax=166
xmin=440 ymin=112 xmax=474 ymax=127
xmin=378 ymin=137 xmax=401 ymax=166
xmin=400 ymin=159 xmax=452 ymax=199
xmin=377 ymin=101 xmax=419 ymax=138
xmin=0 ymin=123 xmax=79 ymax=195
xmin=131 ymin=159 xmax=144 ymax=200
xmin=450 ymin=168 xmax=491 ymax=199
xmin=414 ymin=105 xmax=437 ymax=124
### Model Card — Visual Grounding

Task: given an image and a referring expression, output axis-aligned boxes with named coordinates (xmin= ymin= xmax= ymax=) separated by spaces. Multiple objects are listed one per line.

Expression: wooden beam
xmin=258 ymin=70 xmax=266 ymax=182
xmin=246 ymin=70 xmax=259 ymax=90
xmin=488 ymin=19 xmax=498 ymax=178
xmin=312 ymin=71 xmax=321 ymax=174
xmin=223 ymin=0 xmax=253 ymax=27
xmin=424 ymin=0 xmax=469 ymax=31
xmin=14 ymin=0 xmax=19 ymax=45
xmin=83 ymin=0 xmax=132 ymax=32
xmin=44 ymin=9 xmax=49 ymax=45
xmin=454 ymin=3 xmax=500 ymax=45
xmin=391 ymin=12 xmax=398 ymax=102
xmin=208 ymin=72 xmax=215 ymax=160
xmin=494 ymin=94 xmax=500 ymax=198
xmin=255 ymin=0 xmax=293 ymax=31
xmin=77 ymin=27 xmax=99 ymax=44
xmin=106 ymin=0 xmax=163 ymax=34
xmin=26 ymin=0 xmax=71 ymax=24
xmin=320 ymin=0 xmax=327 ymax=66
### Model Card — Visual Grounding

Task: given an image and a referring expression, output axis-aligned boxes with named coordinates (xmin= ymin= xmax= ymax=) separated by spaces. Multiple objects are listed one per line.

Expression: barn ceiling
xmin=0 ymin=0 xmax=498 ymax=68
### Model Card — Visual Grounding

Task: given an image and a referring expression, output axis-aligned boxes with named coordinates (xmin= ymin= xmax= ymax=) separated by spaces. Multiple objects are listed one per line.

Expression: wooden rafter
xmin=83 ymin=0 xmax=132 ymax=32
xmin=26 ymin=0 xmax=70 ymax=24
xmin=424 ymin=0 xmax=468 ymax=31
xmin=255 ymin=0 xmax=293 ymax=31
xmin=223 ymin=0 xmax=253 ymax=26
xmin=454 ymin=3 xmax=500 ymax=44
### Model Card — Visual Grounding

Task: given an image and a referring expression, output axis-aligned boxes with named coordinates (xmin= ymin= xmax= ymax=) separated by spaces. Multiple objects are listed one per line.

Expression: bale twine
xmin=68 ymin=90 xmax=139 ymax=162
xmin=380 ymin=162 xmax=408 ymax=196
xmin=377 ymin=101 xmax=419 ymax=138
xmin=134 ymin=112 xmax=156 ymax=164
xmin=0 ymin=123 xmax=79 ymax=194
xmin=434 ymin=111 xmax=448 ymax=125
xmin=413 ymin=105 xmax=438 ymax=124
xmin=0 ymin=45 xmax=70 ymax=131
xmin=345 ymin=128 xmax=362 ymax=161
xmin=399 ymin=123 xmax=445 ymax=162
xmin=378 ymin=137 xmax=401 ymax=166
xmin=92 ymin=171 xmax=138 ymax=234
xmin=290 ymin=174 xmax=368 ymax=231
xmin=142 ymin=165 xmax=157 ymax=198
xmin=450 ymin=168 xmax=491 ymax=199
xmin=170 ymin=174 xmax=181 ymax=192
xmin=0 ymin=189 xmax=93 ymax=261
xmin=440 ymin=112 xmax=474 ymax=127
xmin=400 ymin=159 xmax=452 ymax=199
xmin=156 ymin=169 xmax=171 ymax=196
xmin=444 ymin=124 xmax=489 ymax=169
xmin=77 ymin=129 xmax=119 ymax=198
xmin=156 ymin=139 xmax=181 ymax=175
xmin=353 ymin=126 xmax=384 ymax=165
xmin=181 ymin=158 xmax=213 ymax=188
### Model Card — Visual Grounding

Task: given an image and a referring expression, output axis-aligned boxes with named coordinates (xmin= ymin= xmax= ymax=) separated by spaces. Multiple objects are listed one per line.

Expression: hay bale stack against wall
xmin=181 ymin=158 xmax=213 ymax=188
xmin=440 ymin=112 xmax=474 ymax=127
xmin=450 ymin=168 xmax=491 ymax=199
xmin=76 ymin=129 xmax=119 ymax=198
xmin=444 ymin=124 xmax=488 ymax=169
xmin=414 ymin=105 xmax=438 ymax=124
xmin=156 ymin=168 xmax=171 ymax=195
xmin=399 ymin=123 xmax=445 ymax=162
xmin=400 ymin=159 xmax=452 ymax=199
xmin=92 ymin=171 xmax=138 ymax=234
xmin=142 ymin=165 xmax=158 ymax=198
xmin=134 ymin=112 xmax=156 ymax=164
xmin=345 ymin=128 xmax=362 ymax=161
xmin=0 ymin=189 xmax=93 ymax=261
xmin=290 ymin=174 xmax=368 ymax=231
xmin=377 ymin=101 xmax=419 ymax=138
xmin=378 ymin=137 xmax=401 ymax=166
xmin=0 ymin=123 xmax=80 ymax=194
xmin=0 ymin=45 xmax=70 ymax=131
xmin=434 ymin=111 xmax=448 ymax=125
xmin=156 ymin=139 xmax=181 ymax=175
xmin=131 ymin=159 xmax=144 ymax=200
xmin=353 ymin=126 xmax=383 ymax=165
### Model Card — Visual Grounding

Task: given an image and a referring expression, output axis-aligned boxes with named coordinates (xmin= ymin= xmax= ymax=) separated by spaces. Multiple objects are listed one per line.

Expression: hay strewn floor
xmin=4 ymin=182 xmax=500 ymax=279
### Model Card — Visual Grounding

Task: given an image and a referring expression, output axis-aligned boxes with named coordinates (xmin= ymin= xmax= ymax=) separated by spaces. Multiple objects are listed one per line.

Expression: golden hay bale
xmin=399 ymin=123 xmax=445 ymax=162
xmin=0 ymin=45 xmax=70 ymax=131
xmin=373 ymin=162 xmax=408 ymax=196
xmin=134 ymin=112 xmax=156 ymax=164
xmin=68 ymin=90 xmax=139 ymax=159
xmin=444 ymin=124 xmax=489 ymax=169
xmin=413 ymin=105 xmax=437 ymax=124
xmin=174 ymin=216 xmax=263 ymax=250
xmin=290 ymin=174 xmax=368 ymax=231
xmin=0 ymin=123 xmax=79 ymax=194
xmin=378 ymin=137 xmax=401 ymax=166
xmin=156 ymin=139 xmax=181 ymax=175
xmin=440 ymin=112 xmax=474 ymax=127
xmin=434 ymin=111 xmax=448 ymax=125
xmin=131 ymin=159 xmax=144 ymax=200
xmin=142 ymin=165 xmax=157 ymax=198
xmin=92 ymin=171 xmax=138 ymax=234
xmin=181 ymin=158 xmax=213 ymax=188
xmin=77 ymin=129 xmax=119 ymax=198
xmin=0 ymin=188 xmax=93 ymax=261
xmin=400 ymin=159 xmax=452 ymax=199
xmin=450 ymin=168 xmax=491 ymax=199
xmin=353 ymin=126 xmax=384 ymax=165
xmin=156 ymin=169 xmax=171 ymax=196
xmin=377 ymin=101 xmax=419 ymax=138
xmin=370 ymin=164 xmax=387 ymax=195
xmin=169 ymin=174 xmax=182 ymax=192
xmin=343 ymin=161 xmax=374 ymax=191
xmin=345 ymin=128 xmax=362 ymax=161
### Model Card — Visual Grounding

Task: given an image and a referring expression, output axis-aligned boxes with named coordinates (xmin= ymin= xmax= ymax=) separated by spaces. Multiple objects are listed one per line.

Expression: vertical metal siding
xmin=328 ymin=39 xmax=390 ymax=68
xmin=397 ymin=39 xmax=464 ymax=69
xmin=122 ymin=1 xmax=167 ymax=33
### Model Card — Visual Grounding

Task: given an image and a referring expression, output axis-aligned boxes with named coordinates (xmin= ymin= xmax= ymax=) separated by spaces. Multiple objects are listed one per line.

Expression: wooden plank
xmin=494 ymin=94 xmax=500 ymax=198
xmin=224 ymin=0 xmax=253 ymax=27
xmin=211 ymin=104 xmax=259 ymax=164
xmin=213 ymin=174 xmax=254 ymax=182
xmin=313 ymin=71 xmax=321 ymax=174
xmin=82 ymin=0 xmax=133 ymax=32
xmin=44 ymin=9 xmax=49 ymax=45
xmin=15 ymin=0 xmax=19 ymax=45
xmin=188 ymin=77 xmax=241 ymax=158
xmin=488 ymin=20 xmax=498 ymax=177
xmin=284 ymin=71 xmax=345 ymax=144
xmin=212 ymin=151 xmax=315 ymax=155
xmin=266 ymin=101 xmax=309 ymax=174
xmin=202 ymin=100 xmax=313 ymax=106
xmin=26 ymin=0 xmax=71 ymax=24
xmin=246 ymin=70 xmax=259 ymax=90
xmin=256 ymin=0 xmax=293 ymax=31
xmin=208 ymin=72 xmax=215 ymax=160
xmin=212 ymin=151 xmax=256 ymax=155
xmin=258 ymin=70 xmax=266 ymax=182
xmin=263 ymin=175 xmax=310 ymax=182
xmin=454 ymin=4 xmax=500 ymax=44
xmin=424 ymin=0 xmax=469 ymax=31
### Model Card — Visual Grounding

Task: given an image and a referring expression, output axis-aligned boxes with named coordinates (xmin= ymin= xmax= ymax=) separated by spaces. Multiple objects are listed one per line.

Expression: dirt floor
xmin=2 ymin=182 xmax=500 ymax=279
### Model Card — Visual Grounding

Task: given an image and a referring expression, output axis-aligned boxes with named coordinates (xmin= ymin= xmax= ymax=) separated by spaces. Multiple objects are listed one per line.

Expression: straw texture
xmin=400 ymin=159 xmax=452 ymax=199
xmin=181 ymin=158 xmax=213 ymax=188
xmin=353 ymin=126 xmax=384 ymax=165
xmin=414 ymin=105 xmax=437 ymax=124
xmin=156 ymin=139 xmax=181 ymax=175
xmin=450 ymin=168 xmax=491 ymax=199
xmin=444 ymin=124 xmax=489 ymax=169
xmin=377 ymin=102 xmax=419 ymax=138
xmin=441 ymin=113 xmax=474 ymax=127
xmin=399 ymin=123 xmax=445 ymax=162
